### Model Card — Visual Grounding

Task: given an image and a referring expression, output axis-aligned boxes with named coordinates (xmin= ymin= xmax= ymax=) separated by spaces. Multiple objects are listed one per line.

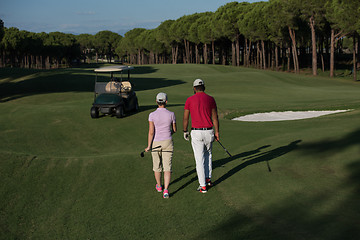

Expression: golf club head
xmin=140 ymin=152 xmax=145 ymax=157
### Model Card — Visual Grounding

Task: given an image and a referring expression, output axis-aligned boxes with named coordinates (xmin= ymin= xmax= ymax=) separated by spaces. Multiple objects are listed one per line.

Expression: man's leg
xmin=204 ymin=130 xmax=214 ymax=180
xmin=191 ymin=130 xmax=206 ymax=187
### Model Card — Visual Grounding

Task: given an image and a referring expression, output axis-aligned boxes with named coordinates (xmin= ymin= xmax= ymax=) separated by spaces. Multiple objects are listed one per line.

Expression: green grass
xmin=1 ymin=64 xmax=360 ymax=239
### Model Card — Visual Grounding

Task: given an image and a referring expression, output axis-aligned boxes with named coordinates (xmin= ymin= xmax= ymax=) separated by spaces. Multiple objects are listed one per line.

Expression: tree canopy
xmin=1 ymin=0 xmax=360 ymax=79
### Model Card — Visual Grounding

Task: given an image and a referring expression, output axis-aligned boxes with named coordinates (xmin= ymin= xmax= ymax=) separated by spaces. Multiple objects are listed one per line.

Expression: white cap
xmin=156 ymin=92 xmax=167 ymax=103
xmin=193 ymin=79 xmax=204 ymax=87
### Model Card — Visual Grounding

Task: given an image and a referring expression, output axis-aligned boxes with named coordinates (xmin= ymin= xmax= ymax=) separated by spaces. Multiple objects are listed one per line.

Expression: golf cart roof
xmin=94 ymin=65 xmax=134 ymax=72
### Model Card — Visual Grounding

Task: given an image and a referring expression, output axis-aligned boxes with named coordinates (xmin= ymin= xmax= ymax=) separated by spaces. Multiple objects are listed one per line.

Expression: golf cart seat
xmin=120 ymin=81 xmax=132 ymax=93
xmin=105 ymin=81 xmax=121 ymax=93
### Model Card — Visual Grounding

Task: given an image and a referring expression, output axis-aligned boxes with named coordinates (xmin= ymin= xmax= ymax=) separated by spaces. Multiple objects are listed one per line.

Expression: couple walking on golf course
xmin=145 ymin=79 xmax=220 ymax=198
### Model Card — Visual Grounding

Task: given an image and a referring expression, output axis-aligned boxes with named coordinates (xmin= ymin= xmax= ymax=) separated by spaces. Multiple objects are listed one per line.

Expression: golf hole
xmin=232 ymin=110 xmax=352 ymax=122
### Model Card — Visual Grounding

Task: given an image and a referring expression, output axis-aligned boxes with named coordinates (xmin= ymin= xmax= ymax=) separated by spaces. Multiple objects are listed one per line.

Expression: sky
xmin=0 ymin=0 xmax=263 ymax=36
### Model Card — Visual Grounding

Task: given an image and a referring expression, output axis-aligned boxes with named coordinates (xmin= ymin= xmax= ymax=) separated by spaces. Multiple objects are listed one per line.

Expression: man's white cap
xmin=193 ymin=79 xmax=204 ymax=87
xmin=156 ymin=92 xmax=167 ymax=103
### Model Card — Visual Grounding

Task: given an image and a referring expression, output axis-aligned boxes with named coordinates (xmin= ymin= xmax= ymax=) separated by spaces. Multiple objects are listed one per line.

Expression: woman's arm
xmin=172 ymin=122 xmax=177 ymax=134
xmin=145 ymin=121 xmax=155 ymax=151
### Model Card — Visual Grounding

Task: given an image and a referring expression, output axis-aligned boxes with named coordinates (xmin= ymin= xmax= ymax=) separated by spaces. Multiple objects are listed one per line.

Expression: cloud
xmin=59 ymin=23 xmax=81 ymax=31
xmin=76 ymin=11 xmax=96 ymax=16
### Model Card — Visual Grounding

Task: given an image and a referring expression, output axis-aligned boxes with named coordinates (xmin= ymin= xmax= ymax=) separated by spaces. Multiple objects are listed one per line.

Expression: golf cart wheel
xmin=115 ymin=105 xmax=124 ymax=118
xmin=90 ymin=107 xmax=99 ymax=118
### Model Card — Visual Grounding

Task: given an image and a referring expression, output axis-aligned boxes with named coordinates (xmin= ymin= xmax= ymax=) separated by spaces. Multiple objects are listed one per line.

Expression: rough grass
xmin=1 ymin=64 xmax=360 ymax=239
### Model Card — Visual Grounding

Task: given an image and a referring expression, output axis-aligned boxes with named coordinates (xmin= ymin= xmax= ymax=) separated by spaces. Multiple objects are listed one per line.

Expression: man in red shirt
xmin=183 ymin=79 xmax=219 ymax=193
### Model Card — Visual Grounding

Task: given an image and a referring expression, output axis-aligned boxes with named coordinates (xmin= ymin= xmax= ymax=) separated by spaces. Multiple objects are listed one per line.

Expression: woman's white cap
xmin=156 ymin=92 xmax=167 ymax=103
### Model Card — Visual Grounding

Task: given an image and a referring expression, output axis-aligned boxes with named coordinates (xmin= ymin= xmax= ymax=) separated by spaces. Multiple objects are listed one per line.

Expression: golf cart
xmin=90 ymin=65 xmax=139 ymax=118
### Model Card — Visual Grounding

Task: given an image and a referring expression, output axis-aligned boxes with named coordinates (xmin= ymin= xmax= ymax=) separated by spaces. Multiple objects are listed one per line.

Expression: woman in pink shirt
xmin=145 ymin=92 xmax=176 ymax=198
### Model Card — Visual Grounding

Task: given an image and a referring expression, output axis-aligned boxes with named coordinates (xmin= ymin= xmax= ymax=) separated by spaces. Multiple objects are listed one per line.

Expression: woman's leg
xmin=154 ymin=171 xmax=161 ymax=187
xmin=164 ymin=171 xmax=171 ymax=190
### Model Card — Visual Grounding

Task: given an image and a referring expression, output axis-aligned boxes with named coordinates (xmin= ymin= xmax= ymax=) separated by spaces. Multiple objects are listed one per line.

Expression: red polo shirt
xmin=184 ymin=92 xmax=217 ymax=128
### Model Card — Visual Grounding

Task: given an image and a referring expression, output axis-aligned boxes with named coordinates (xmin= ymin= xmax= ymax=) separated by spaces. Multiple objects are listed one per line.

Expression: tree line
xmin=1 ymin=0 xmax=360 ymax=80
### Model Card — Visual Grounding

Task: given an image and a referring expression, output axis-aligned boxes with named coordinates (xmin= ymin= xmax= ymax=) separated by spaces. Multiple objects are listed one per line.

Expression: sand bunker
xmin=232 ymin=110 xmax=351 ymax=122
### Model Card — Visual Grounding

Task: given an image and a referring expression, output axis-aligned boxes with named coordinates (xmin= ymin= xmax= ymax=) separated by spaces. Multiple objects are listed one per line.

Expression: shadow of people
xmin=171 ymin=143 xmax=294 ymax=196
xmin=298 ymin=128 xmax=360 ymax=154
xmin=170 ymin=140 xmax=301 ymax=196
xmin=213 ymin=140 xmax=302 ymax=186
xmin=213 ymin=145 xmax=271 ymax=169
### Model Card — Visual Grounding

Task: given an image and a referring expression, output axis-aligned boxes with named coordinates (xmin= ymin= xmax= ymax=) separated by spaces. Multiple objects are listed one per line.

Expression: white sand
xmin=232 ymin=110 xmax=351 ymax=122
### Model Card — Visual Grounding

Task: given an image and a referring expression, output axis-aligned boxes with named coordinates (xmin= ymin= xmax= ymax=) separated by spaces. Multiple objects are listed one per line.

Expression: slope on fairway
xmin=1 ymin=65 xmax=360 ymax=240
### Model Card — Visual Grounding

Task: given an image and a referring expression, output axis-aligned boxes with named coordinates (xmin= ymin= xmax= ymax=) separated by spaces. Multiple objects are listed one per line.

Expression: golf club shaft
xmin=146 ymin=145 xmax=161 ymax=152
xmin=216 ymin=140 xmax=232 ymax=157
xmin=150 ymin=150 xmax=173 ymax=153
xmin=140 ymin=145 xmax=161 ymax=157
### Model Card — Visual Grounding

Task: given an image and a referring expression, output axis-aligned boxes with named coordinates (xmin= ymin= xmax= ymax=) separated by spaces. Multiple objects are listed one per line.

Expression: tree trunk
xmin=275 ymin=45 xmax=279 ymax=71
xmin=244 ymin=39 xmax=248 ymax=67
xmin=172 ymin=47 xmax=175 ymax=64
xmin=184 ymin=39 xmax=190 ymax=64
xmin=261 ymin=40 xmax=266 ymax=69
xmin=212 ymin=41 xmax=215 ymax=65
xmin=149 ymin=51 xmax=154 ymax=64
xmin=172 ymin=45 xmax=179 ymax=64
xmin=232 ymin=41 xmax=236 ymax=66
xmin=287 ymin=47 xmax=291 ymax=72
xmin=203 ymin=44 xmax=208 ymax=64
xmin=195 ymin=44 xmax=199 ymax=64
xmin=46 ymin=56 xmax=50 ymax=69
xmin=221 ymin=47 xmax=226 ymax=65
xmin=247 ymin=39 xmax=252 ymax=67
xmin=321 ymin=53 xmax=325 ymax=72
xmin=330 ymin=29 xmax=336 ymax=77
xmin=137 ymin=49 xmax=141 ymax=65
xmin=190 ymin=43 xmax=193 ymax=63
xmin=270 ymin=47 xmax=273 ymax=70
xmin=353 ymin=36 xmax=357 ymax=81
xmin=257 ymin=42 xmax=261 ymax=69
xmin=330 ymin=29 xmax=347 ymax=77
xmin=309 ymin=15 xmax=317 ymax=76
xmin=236 ymin=37 xmax=240 ymax=66
xmin=288 ymin=27 xmax=299 ymax=73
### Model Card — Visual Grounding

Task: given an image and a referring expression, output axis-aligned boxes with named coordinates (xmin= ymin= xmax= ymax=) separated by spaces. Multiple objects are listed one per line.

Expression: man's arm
xmin=183 ymin=109 xmax=190 ymax=132
xmin=183 ymin=109 xmax=190 ymax=141
xmin=211 ymin=108 xmax=220 ymax=141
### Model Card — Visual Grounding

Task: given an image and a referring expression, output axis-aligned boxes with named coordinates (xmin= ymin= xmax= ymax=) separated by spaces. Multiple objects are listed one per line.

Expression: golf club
xmin=140 ymin=145 xmax=161 ymax=157
xmin=216 ymin=139 xmax=232 ymax=157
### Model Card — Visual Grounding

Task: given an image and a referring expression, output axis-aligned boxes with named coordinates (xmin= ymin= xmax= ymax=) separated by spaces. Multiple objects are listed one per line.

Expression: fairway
xmin=1 ymin=64 xmax=360 ymax=239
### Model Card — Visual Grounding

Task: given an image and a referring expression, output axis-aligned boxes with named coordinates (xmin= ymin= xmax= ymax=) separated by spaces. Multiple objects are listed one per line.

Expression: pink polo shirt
xmin=184 ymin=92 xmax=217 ymax=128
xmin=148 ymin=108 xmax=176 ymax=142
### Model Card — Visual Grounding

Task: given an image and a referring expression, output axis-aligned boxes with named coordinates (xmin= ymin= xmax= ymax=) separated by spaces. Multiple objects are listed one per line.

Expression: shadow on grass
xmin=298 ymin=127 xmax=360 ymax=193
xmin=0 ymin=66 xmax=185 ymax=102
xmin=298 ymin=128 xmax=360 ymax=154
xmin=201 ymin=188 xmax=360 ymax=240
xmin=171 ymin=140 xmax=302 ymax=196
xmin=196 ymin=130 xmax=360 ymax=239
